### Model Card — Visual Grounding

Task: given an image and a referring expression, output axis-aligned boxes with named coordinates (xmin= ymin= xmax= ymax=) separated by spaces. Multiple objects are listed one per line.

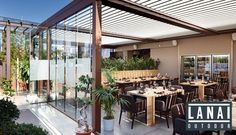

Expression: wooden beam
xmin=102 ymin=0 xmax=216 ymax=34
xmin=0 ymin=21 xmax=45 ymax=29
xmin=92 ymin=0 xmax=102 ymax=133
xmin=38 ymin=0 xmax=93 ymax=29
xmin=6 ymin=26 xmax=10 ymax=80
xmin=102 ymin=28 xmax=236 ymax=48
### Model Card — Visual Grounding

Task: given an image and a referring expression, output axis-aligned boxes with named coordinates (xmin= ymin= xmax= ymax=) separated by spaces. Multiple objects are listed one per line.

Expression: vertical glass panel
xmin=181 ymin=56 xmax=195 ymax=81
xmin=212 ymin=55 xmax=229 ymax=82
xmin=49 ymin=5 xmax=93 ymax=122
xmin=197 ymin=55 xmax=211 ymax=80
xmin=29 ymin=30 xmax=48 ymax=103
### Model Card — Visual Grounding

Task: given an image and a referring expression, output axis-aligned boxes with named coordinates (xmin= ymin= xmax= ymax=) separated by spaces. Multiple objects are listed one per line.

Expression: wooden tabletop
xmin=180 ymin=80 xmax=217 ymax=87
xmin=115 ymin=77 xmax=169 ymax=84
xmin=127 ymin=87 xmax=184 ymax=98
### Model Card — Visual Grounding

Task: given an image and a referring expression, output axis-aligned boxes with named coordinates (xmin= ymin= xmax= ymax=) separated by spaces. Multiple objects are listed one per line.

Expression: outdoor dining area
xmin=1 ymin=0 xmax=236 ymax=135
xmin=101 ymin=68 xmax=231 ymax=135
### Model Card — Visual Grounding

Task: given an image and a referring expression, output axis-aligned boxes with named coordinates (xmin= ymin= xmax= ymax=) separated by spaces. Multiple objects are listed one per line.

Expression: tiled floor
xmin=15 ymin=96 xmax=236 ymax=135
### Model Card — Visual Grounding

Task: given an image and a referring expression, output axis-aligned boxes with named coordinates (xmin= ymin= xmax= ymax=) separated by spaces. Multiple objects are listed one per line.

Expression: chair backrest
xmin=120 ymin=95 xmax=137 ymax=113
xmin=171 ymin=78 xmax=179 ymax=85
xmin=171 ymin=103 xmax=185 ymax=128
xmin=171 ymin=103 xmax=185 ymax=119
xmin=165 ymin=93 xmax=177 ymax=111
xmin=187 ymin=92 xmax=195 ymax=102
xmin=123 ymin=86 xmax=136 ymax=94
xmin=171 ymin=85 xmax=183 ymax=89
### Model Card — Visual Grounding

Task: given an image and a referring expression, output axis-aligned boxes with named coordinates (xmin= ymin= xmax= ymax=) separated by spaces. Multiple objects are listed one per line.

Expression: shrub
xmin=0 ymin=123 xmax=48 ymax=135
xmin=102 ymin=57 xmax=160 ymax=71
xmin=0 ymin=98 xmax=20 ymax=125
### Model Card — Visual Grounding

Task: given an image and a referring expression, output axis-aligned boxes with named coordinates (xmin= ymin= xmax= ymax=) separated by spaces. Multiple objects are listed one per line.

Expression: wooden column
xmin=6 ymin=26 xmax=10 ymax=80
xmin=92 ymin=0 xmax=102 ymax=133
xmin=1 ymin=31 xmax=6 ymax=78
xmin=47 ymin=29 xmax=51 ymax=101
xmin=38 ymin=33 xmax=43 ymax=96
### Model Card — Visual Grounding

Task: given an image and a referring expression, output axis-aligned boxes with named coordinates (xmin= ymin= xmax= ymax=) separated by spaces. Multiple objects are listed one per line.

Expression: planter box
xmin=102 ymin=69 xmax=159 ymax=83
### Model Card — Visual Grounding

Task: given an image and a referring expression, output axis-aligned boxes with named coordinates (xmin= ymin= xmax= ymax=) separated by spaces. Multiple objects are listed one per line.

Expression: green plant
xmin=75 ymin=75 xmax=94 ymax=132
xmin=0 ymin=78 xmax=15 ymax=97
xmin=0 ymin=123 xmax=48 ymax=135
xmin=0 ymin=98 xmax=20 ymax=125
xmin=102 ymin=69 xmax=115 ymax=86
xmin=19 ymin=59 xmax=30 ymax=84
xmin=93 ymin=87 xmax=119 ymax=119
xmin=101 ymin=57 xmax=160 ymax=71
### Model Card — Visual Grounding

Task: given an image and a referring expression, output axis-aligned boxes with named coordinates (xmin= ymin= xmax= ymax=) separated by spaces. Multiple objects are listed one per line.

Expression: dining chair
xmin=123 ymin=86 xmax=136 ymax=94
xmin=119 ymin=95 xmax=146 ymax=129
xmin=155 ymin=93 xmax=177 ymax=128
xmin=205 ymin=88 xmax=214 ymax=101
xmin=171 ymin=103 xmax=199 ymax=135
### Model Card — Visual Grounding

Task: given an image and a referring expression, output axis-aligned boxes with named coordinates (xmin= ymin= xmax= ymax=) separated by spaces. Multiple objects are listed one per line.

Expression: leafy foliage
xmin=93 ymin=87 xmax=118 ymax=119
xmin=0 ymin=99 xmax=48 ymax=135
xmin=94 ymin=70 xmax=128 ymax=120
xmin=0 ymin=78 xmax=15 ymax=97
xmin=19 ymin=59 xmax=30 ymax=84
xmin=0 ymin=98 xmax=19 ymax=125
xmin=0 ymin=123 xmax=48 ymax=135
xmin=102 ymin=69 xmax=115 ymax=86
xmin=102 ymin=57 xmax=160 ymax=71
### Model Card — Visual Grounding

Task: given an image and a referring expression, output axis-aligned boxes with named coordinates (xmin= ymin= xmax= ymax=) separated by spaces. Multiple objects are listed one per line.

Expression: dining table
xmin=115 ymin=76 xmax=169 ymax=93
xmin=127 ymin=87 xmax=184 ymax=126
xmin=180 ymin=80 xmax=218 ymax=101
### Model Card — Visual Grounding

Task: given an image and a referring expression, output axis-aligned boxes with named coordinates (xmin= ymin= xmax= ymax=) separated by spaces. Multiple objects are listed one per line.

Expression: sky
xmin=0 ymin=0 xmax=72 ymax=23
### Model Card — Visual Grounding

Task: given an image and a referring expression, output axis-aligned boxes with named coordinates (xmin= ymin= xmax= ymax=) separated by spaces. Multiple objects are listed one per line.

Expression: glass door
xmin=197 ymin=55 xmax=211 ymax=80
xmin=181 ymin=56 xmax=196 ymax=81
xmin=212 ymin=55 xmax=229 ymax=83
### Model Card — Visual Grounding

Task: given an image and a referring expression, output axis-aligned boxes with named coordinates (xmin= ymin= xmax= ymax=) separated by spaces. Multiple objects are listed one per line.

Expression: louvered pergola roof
xmin=37 ymin=0 xmax=236 ymax=47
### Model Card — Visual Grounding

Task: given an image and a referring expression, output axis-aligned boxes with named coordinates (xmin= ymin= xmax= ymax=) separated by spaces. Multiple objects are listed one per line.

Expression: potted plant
xmin=75 ymin=75 xmax=93 ymax=135
xmin=94 ymin=86 xmax=119 ymax=131
xmin=93 ymin=69 xmax=126 ymax=131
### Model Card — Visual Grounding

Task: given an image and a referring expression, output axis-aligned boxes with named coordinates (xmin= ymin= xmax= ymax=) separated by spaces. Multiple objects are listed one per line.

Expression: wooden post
xmin=47 ymin=29 xmax=51 ymax=102
xmin=92 ymin=0 xmax=102 ymax=133
xmin=38 ymin=33 xmax=43 ymax=96
xmin=1 ymin=31 xmax=6 ymax=78
xmin=6 ymin=26 xmax=10 ymax=80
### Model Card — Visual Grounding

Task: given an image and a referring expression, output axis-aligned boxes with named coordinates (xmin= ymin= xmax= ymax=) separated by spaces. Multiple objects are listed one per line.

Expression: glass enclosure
xmin=47 ymin=5 xmax=93 ymax=122
xmin=181 ymin=55 xmax=229 ymax=82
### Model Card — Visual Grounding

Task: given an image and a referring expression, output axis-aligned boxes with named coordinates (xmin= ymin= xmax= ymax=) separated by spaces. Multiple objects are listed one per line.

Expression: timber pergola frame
xmin=34 ymin=0 xmax=236 ymax=133
xmin=0 ymin=18 xmax=47 ymax=80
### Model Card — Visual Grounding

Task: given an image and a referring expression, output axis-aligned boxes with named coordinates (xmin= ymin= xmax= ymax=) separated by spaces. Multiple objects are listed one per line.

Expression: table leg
xmin=146 ymin=96 xmax=155 ymax=126
xmin=198 ymin=85 xmax=205 ymax=101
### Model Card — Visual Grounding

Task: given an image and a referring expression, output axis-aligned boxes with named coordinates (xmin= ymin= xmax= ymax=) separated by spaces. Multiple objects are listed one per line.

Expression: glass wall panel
xmin=29 ymin=30 xmax=48 ymax=103
xmin=49 ymin=5 xmax=93 ymax=122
